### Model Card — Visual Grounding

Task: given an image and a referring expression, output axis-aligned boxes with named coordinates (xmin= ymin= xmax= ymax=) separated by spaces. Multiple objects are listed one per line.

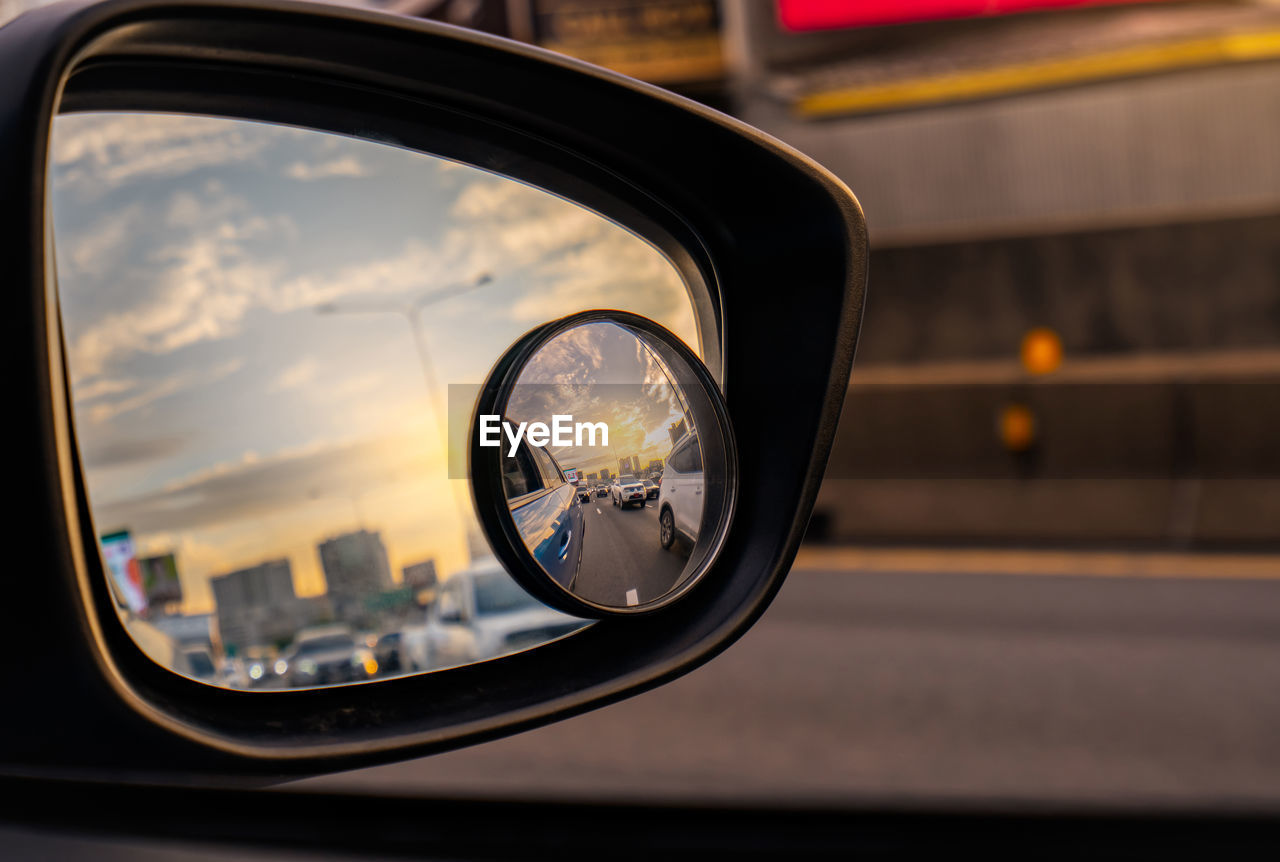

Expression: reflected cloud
xmin=64 ymin=202 xmax=145 ymax=275
xmin=74 ymin=376 xmax=138 ymax=402
xmin=270 ymin=356 xmax=320 ymax=393
xmin=54 ymin=113 xmax=276 ymax=198
xmin=286 ymin=155 xmax=368 ymax=181
xmin=509 ymin=322 xmax=689 ymax=475
xmin=266 ymin=237 xmax=480 ymax=314
xmin=165 ymin=180 xmax=246 ymax=229
xmin=510 ymin=230 xmax=692 ymax=334
xmin=80 ymin=359 xmax=243 ymax=426
xmin=93 ymin=432 xmax=427 ymax=535
xmin=81 ymin=434 xmax=191 ymax=471
xmin=65 ymin=228 xmax=289 ymax=380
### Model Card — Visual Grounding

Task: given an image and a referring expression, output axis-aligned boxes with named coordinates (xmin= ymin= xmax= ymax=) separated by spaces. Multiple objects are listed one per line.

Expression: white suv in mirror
xmin=657 ymin=432 xmax=704 ymax=551
xmin=610 ymin=474 xmax=648 ymax=509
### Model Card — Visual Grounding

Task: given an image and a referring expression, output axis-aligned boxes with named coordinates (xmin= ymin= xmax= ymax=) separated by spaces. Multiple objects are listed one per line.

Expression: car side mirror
xmin=471 ymin=312 xmax=736 ymax=616
xmin=0 ymin=0 xmax=866 ymax=781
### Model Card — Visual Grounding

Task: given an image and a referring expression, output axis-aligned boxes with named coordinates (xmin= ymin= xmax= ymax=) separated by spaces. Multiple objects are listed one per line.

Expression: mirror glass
xmin=50 ymin=111 xmax=707 ymax=687
xmin=491 ymin=318 xmax=733 ymax=611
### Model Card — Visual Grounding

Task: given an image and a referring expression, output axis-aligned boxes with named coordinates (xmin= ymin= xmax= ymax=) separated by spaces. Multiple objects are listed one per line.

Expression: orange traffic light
xmin=1020 ymin=327 xmax=1063 ymax=376
xmin=999 ymin=402 xmax=1037 ymax=452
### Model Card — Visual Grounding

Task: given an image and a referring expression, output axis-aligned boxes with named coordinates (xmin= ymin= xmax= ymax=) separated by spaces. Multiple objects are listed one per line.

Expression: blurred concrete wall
xmin=857 ymin=215 xmax=1280 ymax=363
xmin=817 ymin=381 xmax=1280 ymax=547
xmin=810 ymin=214 xmax=1280 ymax=548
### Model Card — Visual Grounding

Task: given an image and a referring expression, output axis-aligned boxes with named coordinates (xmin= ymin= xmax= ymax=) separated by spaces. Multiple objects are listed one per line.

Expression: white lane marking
xmin=625 ymin=588 xmax=639 ymax=607
xmin=596 ymin=507 xmax=602 ymax=515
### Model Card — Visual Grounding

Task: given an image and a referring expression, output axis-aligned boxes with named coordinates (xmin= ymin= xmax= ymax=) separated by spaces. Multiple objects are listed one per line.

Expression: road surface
xmin=572 ymin=494 xmax=688 ymax=606
xmin=297 ymin=560 xmax=1280 ymax=808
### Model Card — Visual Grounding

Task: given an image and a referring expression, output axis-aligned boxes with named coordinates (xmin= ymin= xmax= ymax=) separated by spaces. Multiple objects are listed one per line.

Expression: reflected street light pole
xmin=315 ymin=271 xmax=492 ymax=451
xmin=401 ymin=274 xmax=493 ymax=431
xmin=314 ymin=272 xmax=494 ymax=561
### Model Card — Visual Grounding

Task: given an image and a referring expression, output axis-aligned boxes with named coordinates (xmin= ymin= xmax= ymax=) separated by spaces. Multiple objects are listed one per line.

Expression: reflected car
xmin=576 ymin=485 xmax=592 ymax=503
xmin=242 ymin=658 xmax=271 ymax=686
xmin=658 ymin=431 xmax=704 ymax=552
xmin=218 ymin=656 xmax=250 ymax=688
xmin=611 ymin=474 xmax=647 ymax=508
xmin=283 ymin=624 xmax=370 ymax=687
xmin=642 ymin=478 xmax=659 ymax=500
xmin=595 ymin=485 xmax=609 ymax=498
xmin=373 ymin=631 xmax=408 ymax=676
xmin=119 ymin=613 xmax=222 ymax=684
xmin=503 ymin=435 xmax=584 ymax=589
xmin=122 ymin=614 xmax=217 ymax=681
xmin=420 ymin=558 xmax=588 ymax=669
xmin=179 ymin=645 xmax=217 ymax=681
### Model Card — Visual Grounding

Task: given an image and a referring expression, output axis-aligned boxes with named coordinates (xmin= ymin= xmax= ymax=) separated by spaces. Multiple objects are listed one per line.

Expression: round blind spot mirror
xmin=470 ymin=312 xmax=736 ymax=616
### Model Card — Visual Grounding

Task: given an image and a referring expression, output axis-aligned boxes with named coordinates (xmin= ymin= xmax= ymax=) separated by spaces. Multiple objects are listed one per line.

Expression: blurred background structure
xmin=347 ymin=0 xmax=1280 ymax=552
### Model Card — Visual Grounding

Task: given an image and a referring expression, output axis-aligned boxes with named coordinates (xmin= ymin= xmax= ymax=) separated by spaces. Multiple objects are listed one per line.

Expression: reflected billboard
xmin=139 ymin=552 xmax=182 ymax=606
xmin=100 ymin=529 xmax=148 ymax=613
xmin=776 ymin=0 xmax=1161 ymax=31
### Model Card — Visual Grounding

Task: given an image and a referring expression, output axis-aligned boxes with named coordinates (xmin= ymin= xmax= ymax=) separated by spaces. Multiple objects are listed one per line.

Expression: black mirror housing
xmin=0 ymin=0 xmax=866 ymax=780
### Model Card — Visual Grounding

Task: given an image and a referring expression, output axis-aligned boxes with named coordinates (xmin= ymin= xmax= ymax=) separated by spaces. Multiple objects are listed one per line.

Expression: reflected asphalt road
xmin=573 ymin=495 xmax=687 ymax=606
xmin=297 ymin=563 xmax=1280 ymax=807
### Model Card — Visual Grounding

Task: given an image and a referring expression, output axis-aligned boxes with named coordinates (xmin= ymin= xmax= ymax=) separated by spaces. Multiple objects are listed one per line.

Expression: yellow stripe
xmin=797 ymin=30 xmax=1280 ymax=118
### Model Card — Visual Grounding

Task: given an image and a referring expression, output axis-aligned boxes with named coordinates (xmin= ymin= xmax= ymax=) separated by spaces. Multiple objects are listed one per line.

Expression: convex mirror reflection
xmin=478 ymin=315 xmax=735 ymax=614
xmin=50 ymin=111 xmax=708 ymax=688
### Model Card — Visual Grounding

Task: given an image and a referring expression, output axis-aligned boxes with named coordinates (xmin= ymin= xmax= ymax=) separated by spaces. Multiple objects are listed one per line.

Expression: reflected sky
xmin=51 ymin=112 xmax=698 ymax=613
xmin=506 ymin=322 xmax=691 ymax=476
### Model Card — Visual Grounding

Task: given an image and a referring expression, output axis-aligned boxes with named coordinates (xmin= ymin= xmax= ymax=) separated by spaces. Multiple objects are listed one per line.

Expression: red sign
xmin=776 ymin=0 xmax=1161 ymax=31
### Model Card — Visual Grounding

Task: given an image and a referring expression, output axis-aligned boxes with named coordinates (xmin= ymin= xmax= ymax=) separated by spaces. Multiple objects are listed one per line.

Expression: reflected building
xmin=211 ymin=559 xmax=322 ymax=656
xmin=647 ymin=458 xmax=664 ymax=475
xmin=402 ymin=559 xmax=437 ymax=590
xmin=586 ymin=472 xmax=599 ymax=485
xmin=402 ymin=559 xmax=438 ymax=609
xmin=319 ymin=529 xmax=393 ymax=626
xmin=668 ymin=418 xmax=688 ymax=446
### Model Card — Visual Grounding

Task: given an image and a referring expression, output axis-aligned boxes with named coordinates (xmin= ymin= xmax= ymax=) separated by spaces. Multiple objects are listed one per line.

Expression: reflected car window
xmin=502 ymin=444 xmax=544 ymax=500
xmin=185 ymin=651 xmax=215 ymax=677
xmin=531 ymin=445 xmax=566 ymax=488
